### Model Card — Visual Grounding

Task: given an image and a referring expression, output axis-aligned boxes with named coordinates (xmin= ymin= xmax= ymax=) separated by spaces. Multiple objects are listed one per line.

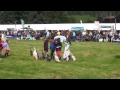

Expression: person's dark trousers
xmin=50 ymin=50 xmax=54 ymax=60
xmin=80 ymin=36 xmax=83 ymax=42
xmin=73 ymin=36 xmax=76 ymax=42
xmin=102 ymin=35 xmax=105 ymax=42
xmin=83 ymin=36 xmax=85 ymax=42
xmin=0 ymin=54 xmax=2 ymax=58
xmin=109 ymin=36 xmax=112 ymax=42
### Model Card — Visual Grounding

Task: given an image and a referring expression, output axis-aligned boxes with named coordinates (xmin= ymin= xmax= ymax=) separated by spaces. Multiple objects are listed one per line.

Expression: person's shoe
xmin=52 ymin=56 xmax=54 ymax=60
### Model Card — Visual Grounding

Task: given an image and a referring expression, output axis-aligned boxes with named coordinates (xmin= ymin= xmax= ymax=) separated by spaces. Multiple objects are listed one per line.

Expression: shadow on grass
xmin=115 ymin=55 xmax=120 ymax=58
xmin=2 ymin=54 xmax=12 ymax=58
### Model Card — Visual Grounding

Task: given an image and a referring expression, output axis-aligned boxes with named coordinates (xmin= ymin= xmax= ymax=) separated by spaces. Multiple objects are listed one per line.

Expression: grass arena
xmin=0 ymin=39 xmax=120 ymax=79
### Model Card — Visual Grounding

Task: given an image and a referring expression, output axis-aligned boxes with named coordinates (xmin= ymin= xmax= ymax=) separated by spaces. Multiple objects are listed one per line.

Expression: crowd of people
xmin=0 ymin=30 xmax=120 ymax=42
xmin=1 ymin=29 xmax=120 ymax=42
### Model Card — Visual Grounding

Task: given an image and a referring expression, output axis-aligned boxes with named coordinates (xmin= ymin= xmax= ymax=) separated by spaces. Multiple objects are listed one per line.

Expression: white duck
xmin=54 ymin=51 xmax=60 ymax=62
xmin=33 ymin=47 xmax=38 ymax=60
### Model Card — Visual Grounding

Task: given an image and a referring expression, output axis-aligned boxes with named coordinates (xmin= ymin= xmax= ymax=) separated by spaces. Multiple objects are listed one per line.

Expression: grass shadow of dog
xmin=115 ymin=55 xmax=120 ymax=58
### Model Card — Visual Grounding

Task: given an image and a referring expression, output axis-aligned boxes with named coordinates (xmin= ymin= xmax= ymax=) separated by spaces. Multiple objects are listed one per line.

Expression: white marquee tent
xmin=0 ymin=23 xmax=119 ymax=31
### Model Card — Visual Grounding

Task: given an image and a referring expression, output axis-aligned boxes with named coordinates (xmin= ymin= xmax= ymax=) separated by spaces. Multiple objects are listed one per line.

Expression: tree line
xmin=0 ymin=11 xmax=120 ymax=24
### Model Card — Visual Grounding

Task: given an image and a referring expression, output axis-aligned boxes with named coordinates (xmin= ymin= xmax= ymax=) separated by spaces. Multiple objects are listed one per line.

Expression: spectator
xmin=72 ymin=31 xmax=76 ymax=42
xmin=0 ymin=35 xmax=3 ymax=60
xmin=57 ymin=30 xmax=60 ymax=36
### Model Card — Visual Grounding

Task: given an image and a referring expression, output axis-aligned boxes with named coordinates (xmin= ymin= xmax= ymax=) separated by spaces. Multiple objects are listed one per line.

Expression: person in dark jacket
xmin=55 ymin=38 xmax=62 ymax=60
xmin=50 ymin=40 xmax=55 ymax=60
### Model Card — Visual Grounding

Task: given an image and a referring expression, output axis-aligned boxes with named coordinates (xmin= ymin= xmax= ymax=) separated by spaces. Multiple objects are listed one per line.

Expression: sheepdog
xmin=38 ymin=50 xmax=51 ymax=61
xmin=63 ymin=51 xmax=76 ymax=61
xmin=54 ymin=51 xmax=60 ymax=63
xmin=33 ymin=47 xmax=38 ymax=60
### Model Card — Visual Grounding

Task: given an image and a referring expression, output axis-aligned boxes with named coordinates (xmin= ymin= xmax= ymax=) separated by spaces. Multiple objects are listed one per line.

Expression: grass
xmin=0 ymin=39 xmax=120 ymax=79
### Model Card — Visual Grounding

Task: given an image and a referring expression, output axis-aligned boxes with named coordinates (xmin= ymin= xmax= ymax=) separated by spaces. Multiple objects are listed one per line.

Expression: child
xmin=63 ymin=38 xmax=76 ymax=61
xmin=2 ymin=39 xmax=10 ymax=57
xmin=0 ymin=35 xmax=3 ymax=60
xmin=55 ymin=38 xmax=62 ymax=60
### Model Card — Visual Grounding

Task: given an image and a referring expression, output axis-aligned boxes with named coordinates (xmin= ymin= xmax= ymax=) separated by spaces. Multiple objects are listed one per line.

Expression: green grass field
xmin=0 ymin=39 xmax=120 ymax=79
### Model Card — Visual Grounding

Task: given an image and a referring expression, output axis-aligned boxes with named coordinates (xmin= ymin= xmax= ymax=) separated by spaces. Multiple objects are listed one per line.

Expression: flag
xmin=20 ymin=19 xmax=25 ymax=28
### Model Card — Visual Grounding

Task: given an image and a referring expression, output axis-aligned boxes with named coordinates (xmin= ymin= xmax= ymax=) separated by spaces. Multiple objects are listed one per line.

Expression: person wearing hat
xmin=55 ymin=38 xmax=62 ymax=60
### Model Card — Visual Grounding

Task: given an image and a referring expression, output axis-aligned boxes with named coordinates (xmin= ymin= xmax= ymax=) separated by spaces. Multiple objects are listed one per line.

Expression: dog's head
xmin=34 ymin=47 xmax=36 ymax=51
xmin=46 ymin=54 xmax=52 ymax=61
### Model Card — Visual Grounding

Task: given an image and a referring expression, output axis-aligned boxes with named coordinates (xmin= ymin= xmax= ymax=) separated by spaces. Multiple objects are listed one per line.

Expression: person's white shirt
xmin=72 ymin=32 xmax=76 ymax=36
xmin=54 ymin=35 xmax=66 ymax=42
xmin=82 ymin=31 xmax=86 ymax=36
xmin=5 ymin=43 xmax=10 ymax=50
xmin=109 ymin=31 xmax=113 ymax=36
xmin=2 ymin=42 xmax=10 ymax=50
xmin=2 ymin=34 xmax=7 ymax=42
xmin=46 ymin=31 xmax=49 ymax=38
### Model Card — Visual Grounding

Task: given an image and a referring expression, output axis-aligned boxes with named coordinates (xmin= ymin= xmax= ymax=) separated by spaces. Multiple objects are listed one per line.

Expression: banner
xmin=100 ymin=25 xmax=112 ymax=28
xmin=20 ymin=19 xmax=25 ymax=28
xmin=71 ymin=27 xmax=84 ymax=30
